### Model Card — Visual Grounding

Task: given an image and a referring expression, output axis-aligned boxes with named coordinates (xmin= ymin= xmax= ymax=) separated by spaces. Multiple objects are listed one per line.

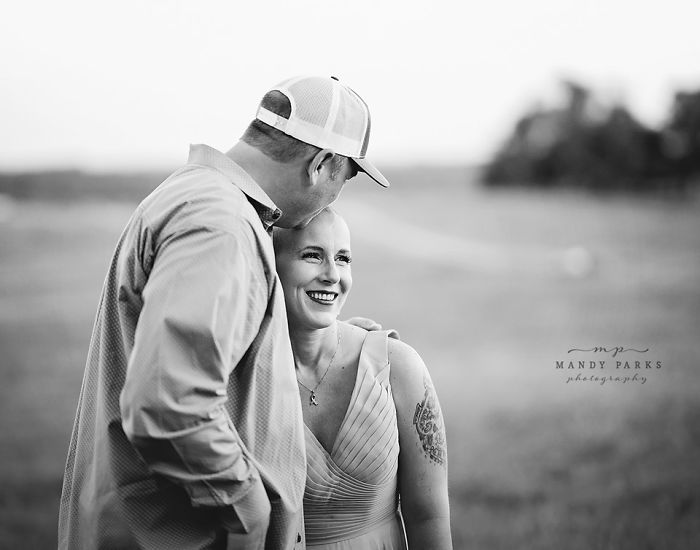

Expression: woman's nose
xmin=320 ymin=260 xmax=340 ymax=283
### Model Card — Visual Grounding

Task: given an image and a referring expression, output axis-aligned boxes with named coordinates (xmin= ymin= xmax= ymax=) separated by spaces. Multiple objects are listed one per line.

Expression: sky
xmin=1 ymin=0 xmax=699 ymax=171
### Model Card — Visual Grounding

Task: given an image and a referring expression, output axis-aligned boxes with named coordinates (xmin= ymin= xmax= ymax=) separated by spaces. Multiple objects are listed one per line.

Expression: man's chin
xmin=292 ymin=210 xmax=323 ymax=229
xmin=292 ymin=219 xmax=312 ymax=230
xmin=275 ymin=216 xmax=311 ymax=230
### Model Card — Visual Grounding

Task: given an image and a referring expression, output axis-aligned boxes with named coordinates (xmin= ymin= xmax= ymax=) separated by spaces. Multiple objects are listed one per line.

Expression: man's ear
xmin=307 ymin=149 xmax=335 ymax=187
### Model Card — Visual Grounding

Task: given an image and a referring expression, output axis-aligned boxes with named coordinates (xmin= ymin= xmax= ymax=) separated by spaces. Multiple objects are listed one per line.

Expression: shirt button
xmin=272 ymin=210 xmax=281 ymax=220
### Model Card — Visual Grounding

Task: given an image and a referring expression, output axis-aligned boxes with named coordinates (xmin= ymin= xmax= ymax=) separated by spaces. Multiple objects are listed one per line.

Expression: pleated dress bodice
xmin=303 ymin=330 xmax=407 ymax=549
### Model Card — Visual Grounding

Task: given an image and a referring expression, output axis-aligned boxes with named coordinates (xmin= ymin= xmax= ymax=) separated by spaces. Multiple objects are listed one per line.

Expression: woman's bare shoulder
xmin=388 ymin=337 xmax=428 ymax=392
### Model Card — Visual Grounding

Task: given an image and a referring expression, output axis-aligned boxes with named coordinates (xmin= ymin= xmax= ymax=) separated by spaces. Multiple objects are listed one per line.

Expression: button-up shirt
xmin=59 ymin=144 xmax=306 ymax=549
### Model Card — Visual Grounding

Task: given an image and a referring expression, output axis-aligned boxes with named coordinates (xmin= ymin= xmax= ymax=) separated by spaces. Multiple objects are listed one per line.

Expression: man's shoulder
xmin=140 ymin=164 xmax=267 ymax=239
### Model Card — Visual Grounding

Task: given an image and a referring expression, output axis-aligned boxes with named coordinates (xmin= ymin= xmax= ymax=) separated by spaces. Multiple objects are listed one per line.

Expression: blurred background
xmin=2 ymin=1 xmax=700 ymax=548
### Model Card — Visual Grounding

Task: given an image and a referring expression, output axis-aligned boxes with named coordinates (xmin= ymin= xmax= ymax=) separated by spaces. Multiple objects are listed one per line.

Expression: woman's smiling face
xmin=274 ymin=208 xmax=353 ymax=330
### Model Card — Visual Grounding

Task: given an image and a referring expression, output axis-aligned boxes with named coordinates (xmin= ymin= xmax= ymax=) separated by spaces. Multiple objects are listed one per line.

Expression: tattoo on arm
xmin=412 ymin=375 xmax=447 ymax=467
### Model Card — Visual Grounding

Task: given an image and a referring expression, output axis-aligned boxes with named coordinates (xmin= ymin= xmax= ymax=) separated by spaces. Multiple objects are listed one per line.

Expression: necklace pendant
xmin=309 ymin=391 xmax=319 ymax=406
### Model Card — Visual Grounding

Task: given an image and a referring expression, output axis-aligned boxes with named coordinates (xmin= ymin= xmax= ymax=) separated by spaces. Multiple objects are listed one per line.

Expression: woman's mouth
xmin=306 ymin=290 xmax=338 ymax=305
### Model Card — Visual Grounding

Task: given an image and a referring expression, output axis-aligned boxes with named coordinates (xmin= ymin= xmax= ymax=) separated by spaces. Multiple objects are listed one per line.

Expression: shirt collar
xmin=187 ymin=144 xmax=282 ymax=230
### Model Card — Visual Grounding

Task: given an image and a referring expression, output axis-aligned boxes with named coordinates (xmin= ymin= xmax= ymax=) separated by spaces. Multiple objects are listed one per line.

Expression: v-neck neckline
xmin=304 ymin=330 xmax=371 ymax=458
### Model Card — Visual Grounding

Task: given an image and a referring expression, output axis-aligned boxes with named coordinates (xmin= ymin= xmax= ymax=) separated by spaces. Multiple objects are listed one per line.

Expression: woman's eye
xmin=336 ymin=255 xmax=352 ymax=265
xmin=301 ymin=252 xmax=322 ymax=262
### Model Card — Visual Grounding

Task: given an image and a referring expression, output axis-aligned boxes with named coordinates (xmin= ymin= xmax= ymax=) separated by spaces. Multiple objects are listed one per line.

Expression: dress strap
xmin=360 ymin=329 xmax=400 ymax=381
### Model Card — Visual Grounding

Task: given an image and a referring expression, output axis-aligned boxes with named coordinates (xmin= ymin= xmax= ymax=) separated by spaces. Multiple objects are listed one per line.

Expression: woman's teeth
xmin=307 ymin=291 xmax=337 ymax=303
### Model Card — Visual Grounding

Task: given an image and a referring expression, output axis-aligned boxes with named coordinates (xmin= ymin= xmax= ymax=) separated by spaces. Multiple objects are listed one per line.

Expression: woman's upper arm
xmin=389 ymin=339 xmax=450 ymax=521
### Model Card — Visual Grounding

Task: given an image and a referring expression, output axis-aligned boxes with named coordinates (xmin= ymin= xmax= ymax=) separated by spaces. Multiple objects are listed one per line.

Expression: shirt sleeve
xmin=120 ymin=223 xmax=269 ymax=511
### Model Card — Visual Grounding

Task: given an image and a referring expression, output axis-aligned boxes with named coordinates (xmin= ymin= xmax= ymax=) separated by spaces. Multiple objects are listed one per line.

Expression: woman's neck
xmin=289 ymin=322 xmax=339 ymax=375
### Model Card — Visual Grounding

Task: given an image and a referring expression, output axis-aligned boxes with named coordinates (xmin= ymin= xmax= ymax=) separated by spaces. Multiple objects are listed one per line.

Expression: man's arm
xmin=120 ymin=224 xmax=270 ymax=534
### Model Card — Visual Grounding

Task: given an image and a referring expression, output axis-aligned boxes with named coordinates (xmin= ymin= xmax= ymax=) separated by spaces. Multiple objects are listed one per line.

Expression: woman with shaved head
xmin=274 ymin=208 xmax=452 ymax=549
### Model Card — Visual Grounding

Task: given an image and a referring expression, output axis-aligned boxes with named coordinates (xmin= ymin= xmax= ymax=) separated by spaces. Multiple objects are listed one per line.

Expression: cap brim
xmin=352 ymin=157 xmax=390 ymax=188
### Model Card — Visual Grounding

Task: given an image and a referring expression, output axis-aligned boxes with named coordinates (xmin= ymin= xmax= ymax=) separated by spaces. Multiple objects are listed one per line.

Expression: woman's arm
xmin=389 ymin=339 xmax=453 ymax=549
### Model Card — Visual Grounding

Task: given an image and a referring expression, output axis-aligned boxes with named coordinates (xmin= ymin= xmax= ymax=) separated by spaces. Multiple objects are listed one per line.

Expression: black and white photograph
xmin=1 ymin=1 xmax=699 ymax=548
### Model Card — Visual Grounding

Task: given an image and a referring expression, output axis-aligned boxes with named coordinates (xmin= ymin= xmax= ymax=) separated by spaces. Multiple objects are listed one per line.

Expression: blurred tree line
xmin=484 ymin=81 xmax=700 ymax=192
xmin=0 ymin=170 xmax=165 ymax=202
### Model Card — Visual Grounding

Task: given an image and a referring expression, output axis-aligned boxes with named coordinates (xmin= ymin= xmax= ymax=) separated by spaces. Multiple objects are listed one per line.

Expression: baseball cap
xmin=255 ymin=75 xmax=390 ymax=188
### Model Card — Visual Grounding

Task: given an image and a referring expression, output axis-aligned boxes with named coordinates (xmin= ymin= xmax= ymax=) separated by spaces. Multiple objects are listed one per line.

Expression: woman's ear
xmin=307 ymin=149 xmax=335 ymax=187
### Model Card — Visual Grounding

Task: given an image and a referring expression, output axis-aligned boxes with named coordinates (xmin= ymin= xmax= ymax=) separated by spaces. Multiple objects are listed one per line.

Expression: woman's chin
xmin=294 ymin=311 xmax=338 ymax=331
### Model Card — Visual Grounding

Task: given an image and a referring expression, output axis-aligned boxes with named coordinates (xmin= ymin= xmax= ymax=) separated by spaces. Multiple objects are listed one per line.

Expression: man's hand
xmin=343 ymin=317 xmax=382 ymax=331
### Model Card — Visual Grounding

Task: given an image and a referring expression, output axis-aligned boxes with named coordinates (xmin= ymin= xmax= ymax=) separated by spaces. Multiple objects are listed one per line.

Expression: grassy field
xmin=1 ymin=168 xmax=699 ymax=548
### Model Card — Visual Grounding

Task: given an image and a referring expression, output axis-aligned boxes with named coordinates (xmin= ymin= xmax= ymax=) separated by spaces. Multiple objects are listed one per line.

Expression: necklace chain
xmin=296 ymin=326 xmax=341 ymax=406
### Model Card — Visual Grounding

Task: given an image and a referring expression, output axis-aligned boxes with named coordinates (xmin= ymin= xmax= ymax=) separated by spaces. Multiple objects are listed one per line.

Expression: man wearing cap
xmin=58 ymin=76 xmax=390 ymax=550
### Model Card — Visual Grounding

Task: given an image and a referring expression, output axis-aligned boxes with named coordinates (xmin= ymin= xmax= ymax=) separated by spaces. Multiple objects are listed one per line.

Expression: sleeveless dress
xmin=303 ymin=330 xmax=407 ymax=549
